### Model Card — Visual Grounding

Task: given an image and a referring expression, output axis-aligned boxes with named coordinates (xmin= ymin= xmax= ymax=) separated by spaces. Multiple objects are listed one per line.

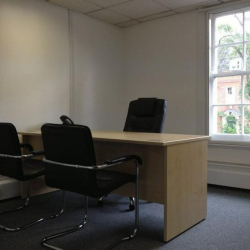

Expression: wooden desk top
xmin=19 ymin=130 xmax=210 ymax=146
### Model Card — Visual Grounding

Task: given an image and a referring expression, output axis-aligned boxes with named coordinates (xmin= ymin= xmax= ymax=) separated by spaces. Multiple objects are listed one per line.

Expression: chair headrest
xmin=136 ymin=98 xmax=157 ymax=117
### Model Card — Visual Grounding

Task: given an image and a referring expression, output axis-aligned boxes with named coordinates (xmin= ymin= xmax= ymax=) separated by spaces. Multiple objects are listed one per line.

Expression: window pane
xmin=246 ymin=42 xmax=250 ymax=70
xmin=214 ymin=76 xmax=242 ymax=104
xmin=216 ymin=44 xmax=243 ymax=73
xmin=214 ymin=105 xmax=241 ymax=134
xmin=215 ymin=13 xmax=243 ymax=45
xmin=244 ymin=75 xmax=250 ymax=103
xmin=245 ymin=11 xmax=250 ymax=42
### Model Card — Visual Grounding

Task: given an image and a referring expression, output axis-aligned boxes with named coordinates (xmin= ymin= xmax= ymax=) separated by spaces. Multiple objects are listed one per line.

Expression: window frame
xmin=209 ymin=5 xmax=250 ymax=142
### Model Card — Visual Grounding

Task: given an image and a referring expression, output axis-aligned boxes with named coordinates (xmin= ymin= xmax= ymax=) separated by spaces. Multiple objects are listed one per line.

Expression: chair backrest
xmin=124 ymin=98 xmax=167 ymax=133
xmin=41 ymin=123 xmax=97 ymax=194
xmin=0 ymin=123 xmax=23 ymax=179
xmin=60 ymin=115 xmax=74 ymax=125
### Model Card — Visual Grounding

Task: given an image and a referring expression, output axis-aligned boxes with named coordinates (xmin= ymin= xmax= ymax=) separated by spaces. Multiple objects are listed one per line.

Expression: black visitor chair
xmin=41 ymin=123 xmax=142 ymax=250
xmin=59 ymin=116 xmax=113 ymax=209
xmin=0 ymin=122 xmax=64 ymax=231
xmin=124 ymin=98 xmax=167 ymax=210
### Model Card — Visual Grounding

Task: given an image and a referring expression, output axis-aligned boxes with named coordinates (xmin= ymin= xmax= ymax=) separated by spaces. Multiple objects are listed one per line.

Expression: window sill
xmin=209 ymin=134 xmax=250 ymax=147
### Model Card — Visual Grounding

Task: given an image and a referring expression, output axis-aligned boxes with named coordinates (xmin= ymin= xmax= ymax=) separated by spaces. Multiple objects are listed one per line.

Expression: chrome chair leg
xmin=104 ymin=161 xmax=139 ymax=250
xmin=98 ymin=196 xmax=103 ymax=206
xmin=98 ymin=194 xmax=108 ymax=206
xmin=129 ymin=197 xmax=135 ymax=211
xmin=0 ymin=181 xmax=31 ymax=215
xmin=42 ymin=195 xmax=88 ymax=250
xmin=0 ymin=186 xmax=66 ymax=232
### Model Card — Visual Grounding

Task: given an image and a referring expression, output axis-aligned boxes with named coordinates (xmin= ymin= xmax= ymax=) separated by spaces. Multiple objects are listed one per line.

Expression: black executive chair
xmin=0 ymin=123 xmax=63 ymax=231
xmin=124 ymin=98 xmax=167 ymax=210
xmin=41 ymin=123 xmax=142 ymax=250
xmin=124 ymin=98 xmax=167 ymax=133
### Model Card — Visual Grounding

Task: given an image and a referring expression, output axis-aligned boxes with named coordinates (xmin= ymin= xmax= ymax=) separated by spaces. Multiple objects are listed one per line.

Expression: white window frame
xmin=209 ymin=5 xmax=250 ymax=142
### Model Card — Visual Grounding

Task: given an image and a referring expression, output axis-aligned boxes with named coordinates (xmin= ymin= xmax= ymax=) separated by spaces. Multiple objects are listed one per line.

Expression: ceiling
xmin=46 ymin=0 xmax=240 ymax=28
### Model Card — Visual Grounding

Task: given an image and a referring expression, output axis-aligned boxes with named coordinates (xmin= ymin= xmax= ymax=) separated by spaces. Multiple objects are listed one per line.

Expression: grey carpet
xmin=0 ymin=185 xmax=250 ymax=250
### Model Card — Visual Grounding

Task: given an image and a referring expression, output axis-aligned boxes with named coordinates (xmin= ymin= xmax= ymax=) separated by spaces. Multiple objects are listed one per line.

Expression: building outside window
xmin=209 ymin=7 xmax=250 ymax=141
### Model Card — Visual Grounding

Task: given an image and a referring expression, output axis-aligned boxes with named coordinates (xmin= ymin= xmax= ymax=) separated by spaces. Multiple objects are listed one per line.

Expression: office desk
xmin=19 ymin=131 xmax=210 ymax=242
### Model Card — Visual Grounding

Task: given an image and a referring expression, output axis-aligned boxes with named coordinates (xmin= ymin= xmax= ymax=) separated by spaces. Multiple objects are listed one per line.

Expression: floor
xmin=0 ymin=185 xmax=250 ymax=250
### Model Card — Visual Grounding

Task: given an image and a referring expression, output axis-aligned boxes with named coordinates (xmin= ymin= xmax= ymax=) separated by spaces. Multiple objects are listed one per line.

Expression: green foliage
xmin=221 ymin=124 xmax=237 ymax=134
xmin=245 ymin=106 xmax=250 ymax=119
xmin=244 ymin=125 xmax=250 ymax=134
xmin=217 ymin=22 xmax=249 ymax=63
xmin=218 ymin=111 xmax=226 ymax=117
xmin=218 ymin=24 xmax=233 ymax=33
xmin=226 ymin=115 xmax=236 ymax=123
xmin=218 ymin=24 xmax=243 ymax=45
xmin=244 ymin=76 xmax=250 ymax=101
xmin=238 ymin=77 xmax=250 ymax=101
xmin=221 ymin=114 xmax=237 ymax=134
xmin=222 ymin=123 xmax=237 ymax=134
xmin=245 ymin=106 xmax=250 ymax=134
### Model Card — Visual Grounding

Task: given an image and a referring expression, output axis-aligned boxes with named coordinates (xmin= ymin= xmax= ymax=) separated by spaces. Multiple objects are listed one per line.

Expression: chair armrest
xmin=22 ymin=150 xmax=44 ymax=159
xmin=0 ymin=150 xmax=44 ymax=159
xmin=105 ymin=155 xmax=142 ymax=166
xmin=30 ymin=150 xmax=44 ymax=157
xmin=42 ymin=155 xmax=142 ymax=170
xmin=20 ymin=143 xmax=33 ymax=153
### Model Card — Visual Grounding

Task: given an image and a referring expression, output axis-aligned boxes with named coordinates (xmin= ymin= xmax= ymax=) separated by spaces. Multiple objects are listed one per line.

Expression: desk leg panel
xmin=94 ymin=141 xmax=165 ymax=204
xmin=164 ymin=140 xmax=207 ymax=241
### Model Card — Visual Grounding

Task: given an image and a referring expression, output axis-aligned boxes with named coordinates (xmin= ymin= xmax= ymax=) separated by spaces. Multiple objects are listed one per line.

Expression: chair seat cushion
xmin=20 ymin=159 xmax=45 ymax=181
xmin=89 ymin=170 xmax=136 ymax=198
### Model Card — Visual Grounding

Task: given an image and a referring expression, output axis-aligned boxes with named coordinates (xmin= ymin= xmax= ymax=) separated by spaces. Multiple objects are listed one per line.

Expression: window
xmin=227 ymin=87 xmax=232 ymax=95
xmin=210 ymin=7 xmax=250 ymax=141
xmin=226 ymin=87 xmax=235 ymax=103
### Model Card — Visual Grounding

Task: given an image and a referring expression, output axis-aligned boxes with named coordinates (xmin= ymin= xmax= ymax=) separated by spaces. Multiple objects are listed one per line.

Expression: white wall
xmin=123 ymin=12 xmax=200 ymax=134
xmin=0 ymin=0 xmax=70 ymax=132
xmin=70 ymin=12 xmax=126 ymax=131
xmin=0 ymin=0 xmax=71 ymax=199
xmin=0 ymin=0 xmax=126 ymax=131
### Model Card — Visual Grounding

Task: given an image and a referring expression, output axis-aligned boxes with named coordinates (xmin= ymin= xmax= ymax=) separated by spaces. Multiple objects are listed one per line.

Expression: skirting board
xmin=208 ymin=161 xmax=250 ymax=190
xmin=0 ymin=179 xmax=20 ymax=201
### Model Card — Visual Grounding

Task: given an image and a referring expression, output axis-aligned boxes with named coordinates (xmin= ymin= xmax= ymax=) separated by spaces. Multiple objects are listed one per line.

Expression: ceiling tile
xmin=116 ymin=20 xmax=140 ymax=27
xmin=174 ymin=0 xmax=220 ymax=12
xmin=138 ymin=10 xmax=176 ymax=22
xmin=48 ymin=0 xmax=102 ymax=14
xmin=173 ymin=5 xmax=198 ymax=13
xmin=86 ymin=0 xmax=132 ymax=8
xmin=153 ymin=0 xmax=216 ymax=9
xmin=109 ymin=0 xmax=170 ymax=19
xmin=87 ymin=9 xmax=131 ymax=24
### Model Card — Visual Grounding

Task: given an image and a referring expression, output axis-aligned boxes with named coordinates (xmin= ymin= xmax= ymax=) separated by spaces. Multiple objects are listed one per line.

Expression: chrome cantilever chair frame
xmin=0 ymin=153 xmax=66 ymax=232
xmin=41 ymin=158 xmax=139 ymax=250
